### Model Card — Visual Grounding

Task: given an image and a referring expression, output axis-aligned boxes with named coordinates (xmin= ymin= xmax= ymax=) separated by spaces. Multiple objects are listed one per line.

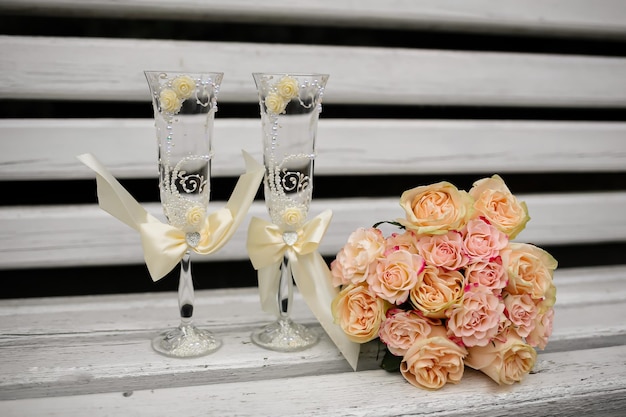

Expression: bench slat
xmin=0 ymin=265 xmax=624 ymax=405
xmin=2 ymin=36 xmax=626 ymax=107
xmin=1 ymin=192 xmax=624 ymax=269
xmin=2 ymin=119 xmax=626 ymax=180
xmin=1 ymin=0 xmax=625 ymax=38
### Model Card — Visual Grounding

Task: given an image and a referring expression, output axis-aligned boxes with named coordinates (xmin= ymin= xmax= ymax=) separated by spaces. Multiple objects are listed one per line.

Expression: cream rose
xmin=400 ymin=326 xmax=467 ymax=390
xmin=159 ymin=88 xmax=182 ymax=114
xmin=502 ymin=243 xmax=558 ymax=300
xmin=331 ymin=284 xmax=388 ymax=343
xmin=409 ymin=265 xmax=464 ymax=319
xmin=264 ymin=92 xmax=287 ymax=114
xmin=281 ymin=207 xmax=304 ymax=227
xmin=275 ymin=76 xmax=300 ymax=100
xmin=446 ymin=286 xmax=505 ymax=347
xmin=397 ymin=181 xmax=474 ymax=235
xmin=330 ymin=228 xmax=385 ymax=287
xmin=414 ymin=231 xmax=469 ymax=271
xmin=171 ymin=75 xmax=196 ymax=99
xmin=378 ymin=309 xmax=439 ymax=356
xmin=185 ymin=205 xmax=206 ymax=229
xmin=367 ymin=249 xmax=424 ymax=304
xmin=465 ymin=333 xmax=537 ymax=385
xmin=469 ymin=175 xmax=530 ymax=239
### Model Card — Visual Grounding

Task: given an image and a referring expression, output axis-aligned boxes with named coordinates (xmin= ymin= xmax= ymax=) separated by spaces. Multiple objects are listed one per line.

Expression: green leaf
xmin=380 ymin=348 xmax=403 ymax=373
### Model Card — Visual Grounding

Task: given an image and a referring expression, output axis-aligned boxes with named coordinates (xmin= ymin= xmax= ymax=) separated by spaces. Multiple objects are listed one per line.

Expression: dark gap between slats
xmin=1 ymin=242 xmax=624 ymax=299
xmin=1 ymin=14 xmax=626 ymax=57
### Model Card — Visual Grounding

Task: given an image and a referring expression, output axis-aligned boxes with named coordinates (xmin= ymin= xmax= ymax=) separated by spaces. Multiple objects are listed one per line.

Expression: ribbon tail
xmin=289 ymin=251 xmax=361 ymax=371
xmin=257 ymin=261 xmax=282 ymax=317
xmin=139 ymin=221 xmax=189 ymax=282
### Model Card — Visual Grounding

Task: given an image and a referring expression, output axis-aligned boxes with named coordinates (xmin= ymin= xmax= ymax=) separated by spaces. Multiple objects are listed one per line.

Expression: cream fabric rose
xmin=378 ymin=309 xmax=439 ymax=356
xmin=264 ymin=92 xmax=287 ymax=114
xmin=462 ymin=218 xmax=508 ymax=262
xmin=410 ymin=265 xmax=464 ymax=319
xmin=400 ymin=326 xmax=467 ymax=390
xmin=465 ymin=333 xmax=537 ymax=385
xmin=185 ymin=205 xmax=206 ymax=229
xmin=171 ymin=75 xmax=196 ymax=99
xmin=159 ymin=88 xmax=182 ymax=114
xmin=367 ymin=249 xmax=424 ymax=304
xmin=397 ymin=181 xmax=473 ymax=235
xmin=281 ymin=207 xmax=304 ymax=227
xmin=502 ymin=242 xmax=558 ymax=300
xmin=414 ymin=231 xmax=469 ymax=271
xmin=330 ymin=227 xmax=385 ymax=287
xmin=469 ymin=175 xmax=530 ymax=239
xmin=446 ymin=287 xmax=504 ymax=347
xmin=331 ymin=284 xmax=388 ymax=343
xmin=275 ymin=76 xmax=300 ymax=100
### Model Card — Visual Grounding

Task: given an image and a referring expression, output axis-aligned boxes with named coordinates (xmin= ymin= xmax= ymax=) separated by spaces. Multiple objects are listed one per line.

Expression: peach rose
xmin=400 ymin=326 xmax=467 ymax=390
xmin=502 ymin=243 xmax=558 ymax=300
xmin=464 ymin=257 xmax=508 ymax=292
xmin=275 ymin=76 xmax=300 ymax=100
xmin=185 ymin=205 xmax=206 ymax=229
xmin=171 ymin=75 xmax=196 ymax=99
xmin=409 ymin=265 xmax=464 ymax=319
xmin=446 ymin=286 xmax=505 ymax=347
xmin=465 ymin=332 xmax=537 ymax=385
xmin=414 ymin=231 xmax=469 ymax=271
xmin=159 ymin=88 xmax=182 ymax=114
xmin=367 ymin=249 xmax=425 ymax=304
xmin=526 ymin=307 xmax=554 ymax=350
xmin=331 ymin=284 xmax=388 ymax=343
xmin=397 ymin=181 xmax=474 ymax=235
xmin=504 ymin=293 xmax=538 ymax=338
xmin=264 ymin=92 xmax=287 ymax=114
xmin=378 ymin=309 xmax=439 ymax=356
xmin=469 ymin=174 xmax=530 ymax=239
xmin=462 ymin=217 xmax=508 ymax=262
xmin=330 ymin=228 xmax=385 ymax=287
xmin=385 ymin=230 xmax=418 ymax=254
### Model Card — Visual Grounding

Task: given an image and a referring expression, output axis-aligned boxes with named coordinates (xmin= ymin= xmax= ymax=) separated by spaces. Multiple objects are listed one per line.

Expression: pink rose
xmin=446 ymin=286 xmax=505 ymax=347
xmin=397 ymin=181 xmax=474 ymax=235
xmin=367 ymin=249 xmax=425 ymax=304
xmin=385 ymin=230 xmax=418 ymax=253
xmin=526 ymin=306 xmax=554 ymax=350
xmin=409 ymin=264 xmax=464 ymax=319
xmin=504 ymin=293 xmax=538 ymax=338
xmin=415 ymin=231 xmax=469 ymax=271
xmin=378 ymin=309 xmax=439 ymax=356
xmin=400 ymin=326 xmax=468 ymax=390
xmin=469 ymin=174 xmax=530 ymax=239
xmin=331 ymin=284 xmax=388 ymax=343
xmin=330 ymin=227 xmax=385 ymax=287
xmin=502 ymin=243 xmax=558 ymax=300
xmin=465 ymin=332 xmax=537 ymax=385
xmin=464 ymin=257 xmax=508 ymax=292
xmin=462 ymin=217 xmax=508 ymax=262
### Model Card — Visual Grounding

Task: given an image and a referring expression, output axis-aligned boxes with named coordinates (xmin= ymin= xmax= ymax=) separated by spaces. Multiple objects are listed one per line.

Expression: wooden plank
xmin=0 ymin=266 xmax=624 ymax=402
xmin=0 ymin=192 xmax=625 ymax=269
xmin=2 ymin=119 xmax=626 ymax=180
xmin=2 ymin=36 xmax=626 ymax=107
xmin=0 ymin=0 xmax=625 ymax=38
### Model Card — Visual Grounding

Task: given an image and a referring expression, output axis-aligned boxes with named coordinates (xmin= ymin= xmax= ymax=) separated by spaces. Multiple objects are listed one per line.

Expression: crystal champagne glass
xmin=145 ymin=70 xmax=223 ymax=357
xmin=251 ymin=72 xmax=329 ymax=351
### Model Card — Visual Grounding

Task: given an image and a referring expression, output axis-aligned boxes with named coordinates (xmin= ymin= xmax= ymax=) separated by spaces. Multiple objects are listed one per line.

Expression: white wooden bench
xmin=1 ymin=1 xmax=625 ymax=415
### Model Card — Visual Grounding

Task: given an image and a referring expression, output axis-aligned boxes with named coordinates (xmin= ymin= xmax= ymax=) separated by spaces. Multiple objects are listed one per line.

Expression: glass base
xmin=152 ymin=324 xmax=221 ymax=358
xmin=251 ymin=318 xmax=319 ymax=352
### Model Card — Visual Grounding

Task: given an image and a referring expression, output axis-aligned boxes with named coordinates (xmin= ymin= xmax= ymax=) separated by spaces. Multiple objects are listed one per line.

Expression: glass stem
xmin=278 ymin=255 xmax=293 ymax=320
xmin=178 ymin=251 xmax=194 ymax=327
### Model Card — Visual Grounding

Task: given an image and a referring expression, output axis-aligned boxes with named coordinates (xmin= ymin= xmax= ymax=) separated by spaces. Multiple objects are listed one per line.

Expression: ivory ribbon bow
xmin=77 ymin=151 xmax=264 ymax=282
xmin=247 ymin=210 xmax=361 ymax=370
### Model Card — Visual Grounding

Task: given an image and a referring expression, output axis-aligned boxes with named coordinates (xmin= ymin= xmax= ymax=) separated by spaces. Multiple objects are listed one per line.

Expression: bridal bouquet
xmin=329 ymin=175 xmax=557 ymax=390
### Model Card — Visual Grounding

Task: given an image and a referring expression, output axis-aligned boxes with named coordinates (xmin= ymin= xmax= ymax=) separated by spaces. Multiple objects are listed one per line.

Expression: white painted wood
xmin=1 ymin=0 xmax=625 ymax=38
xmin=2 ymin=119 xmax=626 ymax=180
xmin=1 ymin=192 xmax=625 ymax=269
xmin=0 ymin=266 xmax=624 ymax=410
xmin=2 ymin=36 xmax=626 ymax=107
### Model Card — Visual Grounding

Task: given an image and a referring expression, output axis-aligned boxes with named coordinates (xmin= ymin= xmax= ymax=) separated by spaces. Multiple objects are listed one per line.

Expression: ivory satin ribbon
xmin=247 ymin=210 xmax=361 ymax=370
xmin=77 ymin=151 xmax=264 ymax=282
